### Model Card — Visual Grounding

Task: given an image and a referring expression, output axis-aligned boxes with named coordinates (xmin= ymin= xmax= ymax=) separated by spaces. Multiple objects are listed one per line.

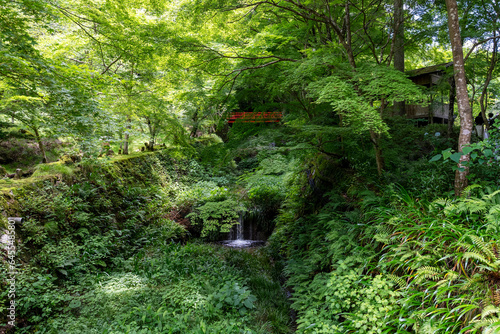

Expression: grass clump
xmin=32 ymin=162 xmax=75 ymax=178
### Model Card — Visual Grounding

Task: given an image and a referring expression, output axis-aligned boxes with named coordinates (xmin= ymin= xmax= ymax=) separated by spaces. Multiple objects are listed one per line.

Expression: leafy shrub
xmin=32 ymin=162 xmax=75 ymax=178
xmin=239 ymin=153 xmax=291 ymax=234
xmin=245 ymin=175 xmax=285 ymax=213
xmin=209 ymin=281 xmax=257 ymax=315
xmin=175 ymin=180 xmax=230 ymax=209
xmin=187 ymin=199 xmax=243 ymax=240
xmin=382 ymin=158 xmax=454 ymax=199
xmin=293 ymin=270 xmax=399 ymax=334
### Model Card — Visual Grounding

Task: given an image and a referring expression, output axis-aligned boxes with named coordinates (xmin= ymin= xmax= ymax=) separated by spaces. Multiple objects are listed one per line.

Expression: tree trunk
xmin=190 ymin=110 xmax=199 ymax=137
xmin=393 ymin=0 xmax=406 ymax=116
xmin=123 ymin=117 xmax=131 ymax=155
xmin=33 ymin=126 xmax=48 ymax=163
xmin=445 ymin=0 xmax=473 ymax=197
xmin=146 ymin=117 xmax=156 ymax=150
xmin=370 ymin=130 xmax=384 ymax=176
xmin=123 ymin=133 xmax=129 ymax=155
xmin=344 ymin=2 xmax=356 ymax=68
xmin=370 ymin=100 xmax=387 ymax=176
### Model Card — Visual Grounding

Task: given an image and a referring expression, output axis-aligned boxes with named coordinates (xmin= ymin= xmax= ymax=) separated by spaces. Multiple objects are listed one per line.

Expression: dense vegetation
xmin=2 ymin=0 xmax=500 ymax=333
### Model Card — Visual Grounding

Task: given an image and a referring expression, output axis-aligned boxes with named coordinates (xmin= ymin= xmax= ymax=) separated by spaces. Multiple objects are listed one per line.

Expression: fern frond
xmin=416 ymin=266 xmax=442 ymax=281
xmin=468 ymin=235 xmax=496 ymax=260
xmin=462 ymin=184 xmax=483 ymax=198
xmin=463 ymin=251 xmax=492 ymax=265
xmin=387 ymin=274 xmax=406 ymax=289
xmin=482 ymin=305 xmax=500 ymax=318
xmin=432 ymin=198 xmax=450 ymax=208
xmin=494 ymin=290 xmax=500 ymax=307
xmin=485 ymin=324 xmax=500 ymax=334
xmin=443 ymin=203 xmax=459 ymax=215
xmin=488 ymin=205 xmax=500 ymax=215
xmin=436 ymin=271 xmax=459 ymax=287
xmin=462 ymin=198 xmax=488 ymax=214
xmin=460 ymin=274 xmax=484 ymax=290
xmin=484 ymin=190 xmax=500 ymax=202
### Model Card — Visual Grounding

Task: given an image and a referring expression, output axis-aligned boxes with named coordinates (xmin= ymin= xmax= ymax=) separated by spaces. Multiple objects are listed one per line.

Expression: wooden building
xmin=404 ymin=62 xmax=454 ymax=123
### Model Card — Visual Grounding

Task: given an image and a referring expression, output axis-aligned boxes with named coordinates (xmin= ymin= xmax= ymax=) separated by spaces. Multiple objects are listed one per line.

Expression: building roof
xmin=406 ymin=62 xmax=453 ymax=77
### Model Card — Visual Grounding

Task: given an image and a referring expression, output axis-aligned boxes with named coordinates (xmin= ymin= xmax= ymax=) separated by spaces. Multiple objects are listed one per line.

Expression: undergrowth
xmin=0 ymin=150 xmax=292 ymax=333
xmin=8 ymin=242 xmax=290 ymax=334
xmin=273 ymin=183 xmax=500 ymax=334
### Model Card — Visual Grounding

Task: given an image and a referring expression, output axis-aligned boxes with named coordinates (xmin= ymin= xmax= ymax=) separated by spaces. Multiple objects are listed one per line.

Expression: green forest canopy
xmin=1 ymin=0 xmax=500 ymax=189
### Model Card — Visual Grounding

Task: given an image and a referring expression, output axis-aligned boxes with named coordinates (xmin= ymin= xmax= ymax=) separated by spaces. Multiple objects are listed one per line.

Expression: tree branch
xmin=464 ymin=36 xmax=500 ymax=62
xmin=101 ymin=56 xmax=122 ymax=75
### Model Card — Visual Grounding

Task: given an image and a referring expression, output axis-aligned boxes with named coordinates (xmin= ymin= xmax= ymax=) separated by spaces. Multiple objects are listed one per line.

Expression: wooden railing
xmin=227 ymin=112 xmax=282 ymax=124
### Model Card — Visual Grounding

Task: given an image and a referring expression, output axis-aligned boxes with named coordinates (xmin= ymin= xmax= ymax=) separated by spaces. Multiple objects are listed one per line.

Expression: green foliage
xmin=429 ymin=124 xmax=500 ymax=182
xmin=187 ymin=199 xmax=243 ymax=240
xmin=242 ymin=153 xmax=289 ymax=222
xmin=32 ymin=162 xmax=75 ymax=178
xmin=368 ymin=187 xmax=500 ymax=333
xmin=175 ymin=181 xmax=230 ymax=209
xmin=2 ymin=151 xmax=291 ymax=333
xmin=4 ymin=153 xmax=189 ymax=281
xmin=5 ymin=1 xmax=500 ymax=333
xmin=245 ymin=175 xmax=285 ymax=212
xmin=272 ymin=158 xmax=500 ymax=334
xmin=308 ymin=63 xmax=426 ymax=135
xmin=293 ymin=270 xmax=399 ymax=334
xmin=209 ymin=281 xmax=257 ymax=316
xmin=8 ymin=242 xmax=290 ymax=334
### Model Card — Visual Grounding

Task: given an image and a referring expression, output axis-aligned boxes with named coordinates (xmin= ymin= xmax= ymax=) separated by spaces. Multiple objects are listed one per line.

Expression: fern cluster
xmin=275 ymin=183 xmax=500 ymax=333
xmin=373 ymin=186 xmax=500 ymax=333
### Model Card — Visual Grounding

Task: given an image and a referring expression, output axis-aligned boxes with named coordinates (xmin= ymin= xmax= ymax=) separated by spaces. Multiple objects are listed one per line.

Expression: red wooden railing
xmin=227 ymin=112 xmax=282 ymax=124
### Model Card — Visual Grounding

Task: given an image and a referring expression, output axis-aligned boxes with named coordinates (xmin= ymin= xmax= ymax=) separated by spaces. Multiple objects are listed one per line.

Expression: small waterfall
xmin=229 ymin=213 xmax=244 ymax=240
xmin=223 ymin=211 xmax=264 ymax=248
xmin=236 ymin=214 xmax=243 ymax=240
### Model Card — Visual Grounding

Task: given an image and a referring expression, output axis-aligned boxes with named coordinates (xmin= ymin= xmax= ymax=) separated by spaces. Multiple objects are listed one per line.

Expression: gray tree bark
xmin=445 ymin=0 xmax=473 ymax=196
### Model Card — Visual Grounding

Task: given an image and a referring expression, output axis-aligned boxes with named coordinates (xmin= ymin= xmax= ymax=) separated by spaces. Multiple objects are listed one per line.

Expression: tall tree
xmin=445 ymin=0 xmax=473 ymax=196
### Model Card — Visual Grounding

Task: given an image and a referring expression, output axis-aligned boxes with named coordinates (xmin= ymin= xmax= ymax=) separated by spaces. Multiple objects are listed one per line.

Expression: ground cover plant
xmin=11 ymin=242 xmax=290 ymax=334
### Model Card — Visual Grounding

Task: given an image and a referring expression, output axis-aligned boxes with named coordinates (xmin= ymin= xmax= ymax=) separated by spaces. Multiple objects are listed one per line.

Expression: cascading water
xmin=222 ymin=212 xmax=264 ymax=248
xmin=234 ymin=214 xmax=244 ymax=240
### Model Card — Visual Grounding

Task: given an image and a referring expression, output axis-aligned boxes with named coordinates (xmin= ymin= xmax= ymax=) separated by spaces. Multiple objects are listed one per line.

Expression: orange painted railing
xmin=227 ymin=112 xmax=282 ymax=124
